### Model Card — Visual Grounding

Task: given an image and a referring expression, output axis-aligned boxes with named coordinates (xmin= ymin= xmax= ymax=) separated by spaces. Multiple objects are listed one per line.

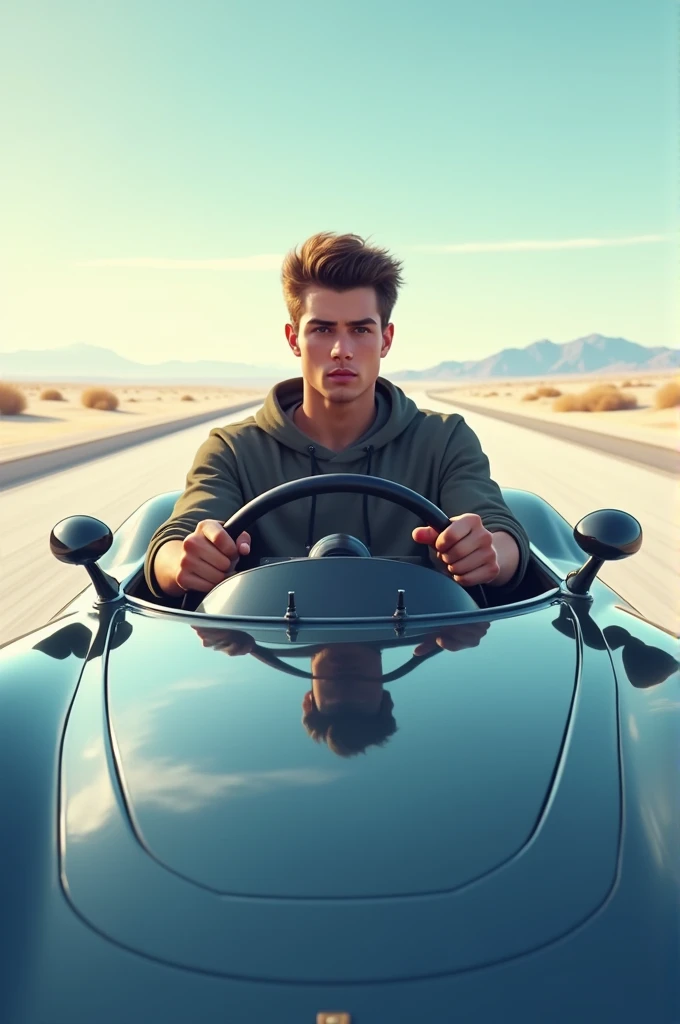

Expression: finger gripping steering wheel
xmin=222 ymin=472 xmax=451 ymax=540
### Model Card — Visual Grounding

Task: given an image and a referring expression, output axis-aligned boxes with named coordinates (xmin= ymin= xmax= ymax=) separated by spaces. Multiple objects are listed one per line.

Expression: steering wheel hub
xmin=308 ymin=533 xmax=371 ymax=559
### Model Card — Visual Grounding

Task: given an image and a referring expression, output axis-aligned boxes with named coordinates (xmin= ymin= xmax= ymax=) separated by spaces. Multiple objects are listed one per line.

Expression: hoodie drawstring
xmin=305 ymin=445 xmax=319 ymax=554
xmin=362 ymin=445 xmax=374 ymax=550
xmin=305 ymin=443 xmax=375 ymax=554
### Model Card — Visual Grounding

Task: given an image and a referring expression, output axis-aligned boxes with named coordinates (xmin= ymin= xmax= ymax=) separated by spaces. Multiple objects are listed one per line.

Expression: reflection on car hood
xmin=104 ymin=606 xmax=578 ymax=899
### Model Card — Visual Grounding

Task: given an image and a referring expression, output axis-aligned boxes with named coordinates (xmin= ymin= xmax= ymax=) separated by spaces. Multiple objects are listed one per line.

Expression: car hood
xmin=104 ymin=605 xmax=579 ymax=899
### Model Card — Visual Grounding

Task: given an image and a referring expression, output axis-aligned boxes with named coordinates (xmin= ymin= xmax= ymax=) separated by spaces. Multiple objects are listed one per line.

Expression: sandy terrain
xmin=2 ymin=373 xmax=677 ymax=461
xmin=413 ymin=370 xmax=679 ymax=450
xmin=0 ymin=382 xmax=265 ymax=461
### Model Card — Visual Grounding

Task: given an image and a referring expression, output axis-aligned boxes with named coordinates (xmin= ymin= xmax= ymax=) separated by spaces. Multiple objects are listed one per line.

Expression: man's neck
xmin=293 ymin=383 xmax=377 ymax=452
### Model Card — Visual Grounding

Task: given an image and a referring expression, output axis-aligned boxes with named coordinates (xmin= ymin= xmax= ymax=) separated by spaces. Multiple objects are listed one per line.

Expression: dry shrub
xmin=553 ymin=393 xmax=583 ymax=412
xmin=522 ymin=391 xmax=539 ymax=401
xmin=180 ymin=394 xmax=195 ymax=401
xmin=590 ymin=389 xmax=637 ymax=412
xmin=40 ymin=387 xmax=65 ymax=401
xmin=621 ymin=380 xmax=633 ymax=388
xmin=0 ymin=382 xmax=27 ymax=415
xmin=127 ymin=397 xmax=138 ymax=402
xmin=484 ymin=390 xmax=498 ymax=397
xmin=553 ymin=384 xmax=637 ymax=413
xmin=535 ymin=385 xmax=561 ymax=398
xmin=654 ymin=380 xmax=680 ymax=409
xmin=81 ymin=387 xmax=119 ymax=411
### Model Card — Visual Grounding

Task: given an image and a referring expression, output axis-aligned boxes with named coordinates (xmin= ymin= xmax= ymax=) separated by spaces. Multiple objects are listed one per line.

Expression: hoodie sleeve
xmin=143 ymin=431 xmax=245 ymax=598
xmin=438 ymin=416 xmax=531 ymax=591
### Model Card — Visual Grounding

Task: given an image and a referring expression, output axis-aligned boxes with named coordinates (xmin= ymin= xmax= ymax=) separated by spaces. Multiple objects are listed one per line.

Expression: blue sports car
xmin=1 ymin=475 xmax=678 ymax=1024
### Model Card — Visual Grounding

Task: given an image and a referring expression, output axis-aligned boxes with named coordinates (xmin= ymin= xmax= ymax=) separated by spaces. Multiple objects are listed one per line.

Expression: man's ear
xmin=285 ymin=322 xmax=301 ymax=357
xmin=380 ymin=323 xmax=394 ymax=358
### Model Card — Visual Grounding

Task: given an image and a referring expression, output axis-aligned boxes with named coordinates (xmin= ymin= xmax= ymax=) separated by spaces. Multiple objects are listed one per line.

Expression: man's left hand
xmin=412 ymin=513 xmax=502 ymax=586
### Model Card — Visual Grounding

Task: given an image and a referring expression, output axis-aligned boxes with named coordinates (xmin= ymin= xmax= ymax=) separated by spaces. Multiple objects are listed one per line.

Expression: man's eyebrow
xmin=306 ymin=317 xmax=378 ymax=327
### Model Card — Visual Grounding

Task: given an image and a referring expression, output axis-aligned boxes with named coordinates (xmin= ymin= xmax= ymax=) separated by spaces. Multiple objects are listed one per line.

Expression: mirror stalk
xmin=85 ymin=563 xmax=121 ymax=603
xmin=565 ymin=557 xmax=604 ymax=596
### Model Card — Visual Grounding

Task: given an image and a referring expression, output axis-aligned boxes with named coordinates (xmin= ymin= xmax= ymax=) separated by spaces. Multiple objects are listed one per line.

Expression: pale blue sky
xmin=0 ymin=0 xmax=676 ymax=371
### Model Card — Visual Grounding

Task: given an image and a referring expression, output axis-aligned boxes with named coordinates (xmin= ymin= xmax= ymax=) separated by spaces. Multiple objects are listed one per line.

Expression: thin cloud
xmin=79 ymin=235 xmax=669 ymax=269
xmin=408 ymin=234 xmax=667 ymax=254
xmin=80 ymin=254 xmax=283 ymax=270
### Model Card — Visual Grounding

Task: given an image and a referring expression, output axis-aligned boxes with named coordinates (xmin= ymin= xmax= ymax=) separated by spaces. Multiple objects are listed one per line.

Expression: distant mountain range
xmin=389 ymin=335 xmax=679 ymax=380
xmin=0 ymin=344 xmax=290 ymax=383
xmin=0 ymin=335 xmax=677 ymax=383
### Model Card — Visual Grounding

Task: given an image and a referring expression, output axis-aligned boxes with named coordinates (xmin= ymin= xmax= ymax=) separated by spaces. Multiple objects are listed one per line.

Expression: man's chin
xmin=324 ymin=388 xmax=360 ymax=403
xmin=321 ymin=379 xmax=364 ymax=402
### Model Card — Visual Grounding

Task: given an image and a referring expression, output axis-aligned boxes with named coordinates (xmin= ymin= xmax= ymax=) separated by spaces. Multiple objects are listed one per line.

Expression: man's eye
xmin=355 ymin=326 xmax=371 ymax=334
xmin=312 ymin=326 xmax=330 ymax=333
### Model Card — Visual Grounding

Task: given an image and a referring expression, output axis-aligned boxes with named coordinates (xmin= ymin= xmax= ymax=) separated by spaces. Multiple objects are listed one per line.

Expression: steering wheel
xmin=180 ymin=473 xmax=475 ymax=612
xmin=241 ymin=638 xmax=446 ymax=680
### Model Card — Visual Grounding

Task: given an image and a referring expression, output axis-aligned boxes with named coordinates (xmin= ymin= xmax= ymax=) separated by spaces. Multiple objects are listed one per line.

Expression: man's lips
xmin=327 ymin=369 xmax=357 ymax=378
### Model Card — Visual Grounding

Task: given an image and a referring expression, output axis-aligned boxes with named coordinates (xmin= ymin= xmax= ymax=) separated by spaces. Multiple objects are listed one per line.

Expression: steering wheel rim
xmin=222 ymin=473 xmax=452 ymax=540
xmin=248 ymin=640 xmax=443 ymax=680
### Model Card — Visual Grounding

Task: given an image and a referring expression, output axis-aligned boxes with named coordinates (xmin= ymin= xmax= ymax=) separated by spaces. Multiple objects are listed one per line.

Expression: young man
xmin=144 ymin=232 xmax=530 ymax=600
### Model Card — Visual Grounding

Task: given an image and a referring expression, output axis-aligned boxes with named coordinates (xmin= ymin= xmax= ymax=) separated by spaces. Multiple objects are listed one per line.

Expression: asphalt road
xmin=427 ymin=392 xmax=679 ymax=476
xmin=1 ymin=394 xmax=677 ymax=646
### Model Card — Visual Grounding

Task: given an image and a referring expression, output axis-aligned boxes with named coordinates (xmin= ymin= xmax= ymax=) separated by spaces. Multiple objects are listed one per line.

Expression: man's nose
xmin=330 ymin=334 xmax=354 ymax=358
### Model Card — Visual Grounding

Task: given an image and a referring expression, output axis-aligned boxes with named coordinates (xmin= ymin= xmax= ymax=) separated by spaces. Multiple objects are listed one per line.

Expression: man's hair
xmin=302 ymin=691 xmax=397 ymax=757
xmin=281 ymin=232 xmax=404 ymax=331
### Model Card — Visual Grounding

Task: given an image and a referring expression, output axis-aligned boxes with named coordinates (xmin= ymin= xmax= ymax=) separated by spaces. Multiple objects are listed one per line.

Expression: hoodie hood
xmin=254 ymin=376 xmax=421 ymax=462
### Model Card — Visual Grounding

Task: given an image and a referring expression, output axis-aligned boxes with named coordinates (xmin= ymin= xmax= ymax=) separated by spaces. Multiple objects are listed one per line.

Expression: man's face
xmin=307 ymin=642 xmax=384 ymax=716
xmin=285 ymin=286 xmax=393 ymax=403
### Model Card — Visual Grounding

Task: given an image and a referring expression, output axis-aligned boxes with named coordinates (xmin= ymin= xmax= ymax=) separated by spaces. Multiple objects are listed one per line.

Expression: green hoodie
xmin=144 ymin=376 xmax=530 ymax=597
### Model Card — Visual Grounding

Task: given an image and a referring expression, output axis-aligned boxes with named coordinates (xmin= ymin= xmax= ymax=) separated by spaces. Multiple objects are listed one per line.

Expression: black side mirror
xmin=50 ymin=515 xmax=120 ymax=602
xmin=566 ymin=509 xmax=642 ymax=596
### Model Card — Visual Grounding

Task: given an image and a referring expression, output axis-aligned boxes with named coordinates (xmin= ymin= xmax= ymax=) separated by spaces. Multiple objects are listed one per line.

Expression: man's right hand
xmin=154 ymin=520 xmax=251 ymax=597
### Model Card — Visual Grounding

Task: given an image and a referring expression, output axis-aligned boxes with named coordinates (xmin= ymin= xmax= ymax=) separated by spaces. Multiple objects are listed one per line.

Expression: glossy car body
xmin=1 ymin=480 xmax=678 ymax=1024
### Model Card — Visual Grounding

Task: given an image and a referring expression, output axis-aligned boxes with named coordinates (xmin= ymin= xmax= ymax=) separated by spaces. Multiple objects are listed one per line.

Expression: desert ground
xmin=414 ymin=370 xmax=679 ymax=450
xmin=1 ymin=373 xmax=677 ymax=462
xmin=0 ymin=382 xmax=265 ymax=461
